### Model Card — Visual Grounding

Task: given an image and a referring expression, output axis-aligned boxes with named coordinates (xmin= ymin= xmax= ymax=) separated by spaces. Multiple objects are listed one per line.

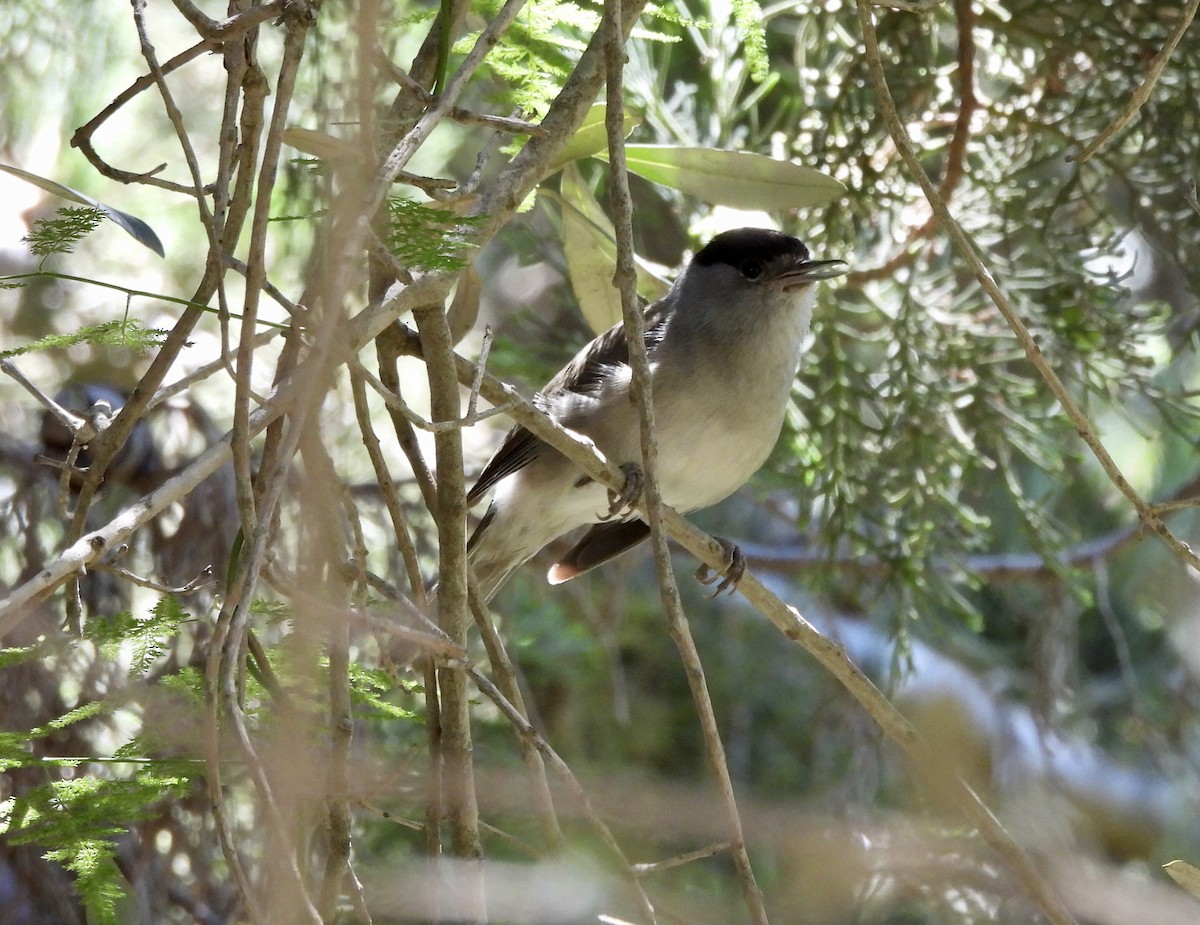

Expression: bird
xmin=460 ymin=227 xmax=847 ymax=603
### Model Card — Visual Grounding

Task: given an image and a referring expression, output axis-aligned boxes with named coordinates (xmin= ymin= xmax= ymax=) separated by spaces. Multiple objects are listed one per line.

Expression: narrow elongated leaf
xmin=557 ymin=164 xmax=670 ymax=334
xmin=447 ymin=264 xmax=482 ymax=346
xmin=595 ymin=145 xmax=845 ymax=210
xmin=282 ymin=126 xmax=369 ymax=168
xmin=561 ymin=163 xmax=625 ymax=334
xmin=548 ymin=104 xmax=641 ymax=176
xmin=1164 ymin=860 xmax=1200 ymax=899
xmin=0 ymin=163 xmax=165 ymax=257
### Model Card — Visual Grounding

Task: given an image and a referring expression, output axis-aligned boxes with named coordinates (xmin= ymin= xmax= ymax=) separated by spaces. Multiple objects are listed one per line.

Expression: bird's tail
xmin=422 ymin=552 xmax=522 ymax=614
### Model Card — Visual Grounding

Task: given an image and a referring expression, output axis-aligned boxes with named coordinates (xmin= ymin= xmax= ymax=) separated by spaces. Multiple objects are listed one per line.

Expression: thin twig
xmin=232 ymin=5 xmax=311 ymax=538
xmin=1185 ymin=179 xmax=1200 ymax=218
xmin=460 ymin=660 xmax=659 ymax=923
xmin=351 ymin=355 xmax=519 ymax=433
xmin=373 ymin=47 xmax=548 ymax=137
xmin=632 ymin=841 xmax=731 ymax=876
xmin=467 ymin=584 xmax=565 ymax=849
xmin=71 ymin=38 xmax=214 ymax=195
xmin=466 ymin=325 xmax=494 ymax=419
xmin=1069 ymin=0 xmax=1200 ymax=163
xmin=376 ymin=327 xmax=440 ymax=515
xmin=856 ymin=3 xmax=1091 ymax=920
xmin=854 ymin=0 xmax=1200 ymax=578
xmin=149 ymin=328 xmax=283 ymax=410
xmin=0 ymin=360 xmax=94 ymax=437
xmin=166 ymin=0 xmax=288 ymax=41
xmin=349 ymin=366 xmax=429 ymax=606
xmin=604 ymin=3 xmax=767 ymax=923
xmin=364 ymin=0 xmax=532 ymax=218
xmin=92 ymin=561 xmax=216 ymax=596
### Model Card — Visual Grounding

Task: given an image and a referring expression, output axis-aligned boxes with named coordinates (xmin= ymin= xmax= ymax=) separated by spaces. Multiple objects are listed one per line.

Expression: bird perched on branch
xmin=462 ymin=227 xmax=846 ymax=602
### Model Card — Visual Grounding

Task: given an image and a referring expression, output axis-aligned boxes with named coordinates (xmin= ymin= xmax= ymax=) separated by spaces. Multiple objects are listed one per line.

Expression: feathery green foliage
xmin=84 ymin=596 xmax=189 ymax=679
xmin=23 ymin=206 xmax=104 ymax=258
xmin=0 ymin=317 xmax=172 ymax=358
xmin=386 ymin=196 xmax=482 ymax=271
xmin=1 ymin=772 xmax=189 ymax=925
xmin=730 ymin=0 xmax=768 ymax=82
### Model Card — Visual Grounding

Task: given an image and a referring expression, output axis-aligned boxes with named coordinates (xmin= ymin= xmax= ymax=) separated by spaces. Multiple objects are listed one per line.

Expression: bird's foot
xmin=601 ymin=462 xmax=644 ymax=521
xmin=695 ymin=536 xmax=746 ymax=597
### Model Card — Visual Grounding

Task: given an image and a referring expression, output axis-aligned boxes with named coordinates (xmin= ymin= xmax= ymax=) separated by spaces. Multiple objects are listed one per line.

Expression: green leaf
xmin=0 ymin=163 xmax=165 ymax=257
xmin=560 ymin=163 xmax=625 ymax=334
xmin=548 ymin=103 xmax=642 ymax=176
xmin=595 ymin=145 xmax=846 ymax=210
xmin=557 ymin=164 xmax=671 ymax=334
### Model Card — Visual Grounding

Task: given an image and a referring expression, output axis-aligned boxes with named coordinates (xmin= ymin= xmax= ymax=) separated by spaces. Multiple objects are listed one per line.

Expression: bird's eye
xmin=741 ymin=259 xmax=764 ymax=280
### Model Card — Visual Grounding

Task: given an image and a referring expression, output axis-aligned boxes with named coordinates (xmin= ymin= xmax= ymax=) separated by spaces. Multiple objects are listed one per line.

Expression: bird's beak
xmin=779 ymin=258 xmax=849 ymax=289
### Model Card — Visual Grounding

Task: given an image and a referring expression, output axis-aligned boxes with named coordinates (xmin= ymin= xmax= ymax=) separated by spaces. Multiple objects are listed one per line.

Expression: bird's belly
xmin=653 ymin=403 xmax=782 ymax=511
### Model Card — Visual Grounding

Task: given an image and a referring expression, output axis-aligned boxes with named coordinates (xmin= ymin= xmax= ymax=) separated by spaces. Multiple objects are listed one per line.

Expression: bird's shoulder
xmin=466 ymin=298 xmax=671 ymax=506
xmin=542 ymin=297 xmax=672 ymax=401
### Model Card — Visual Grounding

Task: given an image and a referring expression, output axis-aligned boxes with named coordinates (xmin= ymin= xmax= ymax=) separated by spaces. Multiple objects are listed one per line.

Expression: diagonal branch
xmin=854 ymin=0 xmax=1200 ymax=577
xmin=1069 ymin=0 xmax=1200 ymax=163
xmin=381 ymin=322 xmax=1082 ymax=925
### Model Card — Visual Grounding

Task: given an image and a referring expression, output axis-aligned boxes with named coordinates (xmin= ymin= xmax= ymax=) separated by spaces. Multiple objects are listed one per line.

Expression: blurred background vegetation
xmin=1 ymin=0 xmax=1199 ymax=923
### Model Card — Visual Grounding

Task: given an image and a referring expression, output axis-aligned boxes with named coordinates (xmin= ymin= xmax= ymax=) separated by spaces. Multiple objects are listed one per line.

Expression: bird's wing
xmin=466 ymin=302 xmax=671 ymax=506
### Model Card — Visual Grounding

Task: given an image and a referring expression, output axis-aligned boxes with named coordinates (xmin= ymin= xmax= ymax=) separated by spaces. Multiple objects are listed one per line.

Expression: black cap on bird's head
xmin=694 ymin=227 xmax=848 ymax=290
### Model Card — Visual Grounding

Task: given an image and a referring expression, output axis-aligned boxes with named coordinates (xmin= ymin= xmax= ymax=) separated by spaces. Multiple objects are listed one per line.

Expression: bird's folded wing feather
xmin=466 ymin=304 xmax=671 ymax=505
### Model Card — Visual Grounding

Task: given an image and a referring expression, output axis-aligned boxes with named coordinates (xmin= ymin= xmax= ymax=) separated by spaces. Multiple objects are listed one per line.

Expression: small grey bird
xmin=463 ymin=227 xmax=847 ymax=602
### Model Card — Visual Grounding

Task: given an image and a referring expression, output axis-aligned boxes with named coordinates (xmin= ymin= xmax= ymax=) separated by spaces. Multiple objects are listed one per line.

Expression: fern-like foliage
xmin=23 ymin=206 xmax=104 ymax=258
xmin=84 ymin=596 xmax=189 ymax=679
xmin=730 ymin=0 xmax=768 ymax=83
xmin=386 ymin=196 xmax=481 ymax=272
xmin=1 ymin=773 xmax=189 ymax=925
xmin=0 ymin=318 xmax=172 ymax=359
xmin=460 ymin=0 xmax=595 ymax=117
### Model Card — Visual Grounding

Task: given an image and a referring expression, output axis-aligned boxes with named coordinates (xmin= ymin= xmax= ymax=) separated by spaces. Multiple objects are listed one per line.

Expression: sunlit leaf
xmin=548 ymin=103 xmax=641 ymax=176
xmin=1164 ymin=860 xmax=1200 ymax=899
xmin=0 ymin=163 xmax=165 ymax=257
xmin=595 ymin=145 xmax=845 ymax=210
xmin=560 ymin=163 xmax=624 ymax=334
xmin=557 ymin=164 xmax=670 ymax=334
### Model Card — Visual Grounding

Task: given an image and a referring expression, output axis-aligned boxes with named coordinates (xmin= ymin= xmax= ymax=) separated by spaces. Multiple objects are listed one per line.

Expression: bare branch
xmin=1069 ymin=0 xmax=1200 ymax=163
xmin=603 ymin=4 xmax=769 ymax=922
